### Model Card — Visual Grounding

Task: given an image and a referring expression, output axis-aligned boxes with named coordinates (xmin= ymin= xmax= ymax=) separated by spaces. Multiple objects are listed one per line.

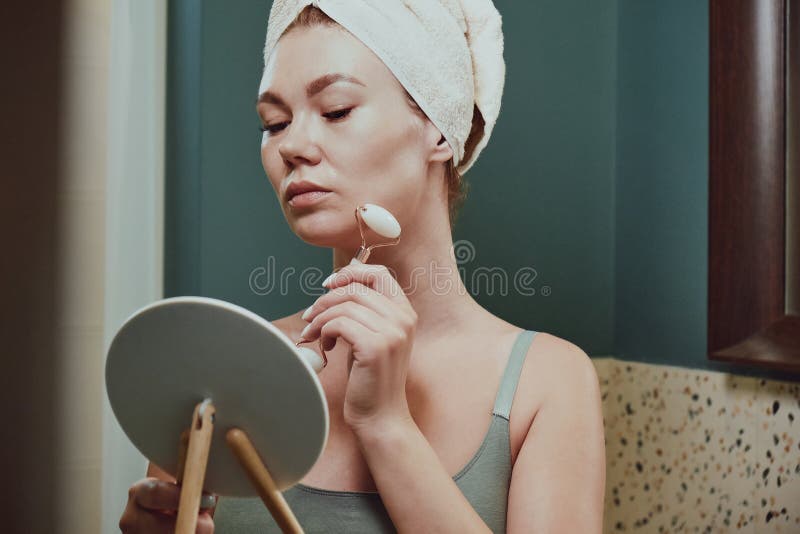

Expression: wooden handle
xmin=175 ymin=401 xmax=216 ymax=534
xmin=226 ymin=428 xmax=304 ymax=534
xmin=176 ymin=428 xmax=190 ymax=485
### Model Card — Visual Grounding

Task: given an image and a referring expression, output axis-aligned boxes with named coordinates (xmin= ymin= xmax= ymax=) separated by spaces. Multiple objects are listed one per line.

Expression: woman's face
xmin=257 ymin=25 xmax=448 ymax=248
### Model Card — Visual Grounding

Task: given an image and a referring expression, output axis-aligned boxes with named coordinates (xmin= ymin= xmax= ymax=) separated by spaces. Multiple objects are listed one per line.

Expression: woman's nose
xmin=277 ymin=117 xmax=322 ymax=167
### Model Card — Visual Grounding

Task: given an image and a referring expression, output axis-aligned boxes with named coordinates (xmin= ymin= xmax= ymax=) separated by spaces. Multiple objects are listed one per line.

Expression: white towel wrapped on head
xmin=260 ymin=0 xmax=505 ymax=176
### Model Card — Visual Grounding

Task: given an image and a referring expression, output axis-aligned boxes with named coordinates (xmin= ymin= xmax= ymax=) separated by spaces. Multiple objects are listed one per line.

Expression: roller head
xmin=360 ymin=203 xmax=401 ymax=239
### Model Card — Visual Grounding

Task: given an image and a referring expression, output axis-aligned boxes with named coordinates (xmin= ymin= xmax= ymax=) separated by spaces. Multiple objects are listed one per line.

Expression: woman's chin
xmin=288 ymin=212 xmax=358 ymax=247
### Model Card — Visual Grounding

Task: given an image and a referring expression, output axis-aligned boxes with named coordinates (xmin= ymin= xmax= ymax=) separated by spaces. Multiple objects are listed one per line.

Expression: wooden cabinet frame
xmin=709 ymin=0 xmax=800 ymax=372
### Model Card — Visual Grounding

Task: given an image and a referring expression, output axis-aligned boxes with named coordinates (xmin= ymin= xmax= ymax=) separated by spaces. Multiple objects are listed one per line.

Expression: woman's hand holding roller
xmin=300 ymin=262 xmax=417 ymax=434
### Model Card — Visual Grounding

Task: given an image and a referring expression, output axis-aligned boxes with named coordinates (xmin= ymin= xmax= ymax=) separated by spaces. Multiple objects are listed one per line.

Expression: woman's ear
xmin=423 ymin=120 xmax=454 ymax=163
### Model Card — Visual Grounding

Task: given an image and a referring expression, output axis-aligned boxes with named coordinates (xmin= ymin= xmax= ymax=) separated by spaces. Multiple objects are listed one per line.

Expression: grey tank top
xmin=214 ymin=329 xmax=538 ymax=533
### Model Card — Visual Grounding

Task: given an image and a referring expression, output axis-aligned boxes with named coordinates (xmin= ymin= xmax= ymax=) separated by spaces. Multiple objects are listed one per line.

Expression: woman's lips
xmin=287 ymin=190 xmax=331 ymax=208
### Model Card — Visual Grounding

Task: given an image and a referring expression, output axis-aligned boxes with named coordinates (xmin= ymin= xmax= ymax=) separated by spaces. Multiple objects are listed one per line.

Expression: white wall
xmin=101 ymin=1 xmax=166 ymax=532
xmin=55 ymin=1 xmax=112 ymax=531
xmin=55 ymin=1 xmax=166 ymax=532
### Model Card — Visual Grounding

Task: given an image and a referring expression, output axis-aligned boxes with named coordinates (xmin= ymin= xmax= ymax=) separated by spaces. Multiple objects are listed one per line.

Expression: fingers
xmin=119 ymin=508 xmax=214 ymax=534
xmin=324 ymin=263 xmax=409 ymax=308
xmin=119 ymin=501 xmax=176 ymax=533
xmin=301 ymin=263 xmax=417 ymax=357
xmin=302 ymin=301 xmax=383 ymax=344
xmin=133 ymin=479 xmax=181 ymax=511
xmin=314 ymin=263 xmax=416 ymax=326
xmin=197 ymin=511 xmax=215 ymax=534
xmin=319 ymin=315 xmax=403 ymax=359
xmin=318 ymin=307 xmax=394 ymax=353
xmin=304 ymin=282 xmax=393 ymax=324
xmin=121 ymin=479 xmax=217 ymax=533
xmin=133 ymin=479 xmax=217 ymax=512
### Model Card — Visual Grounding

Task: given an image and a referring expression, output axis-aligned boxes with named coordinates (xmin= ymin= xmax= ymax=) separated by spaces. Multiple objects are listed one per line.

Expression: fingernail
xmin=295 ymin=337 xmax=308 ymax=346
xmin=200 ymin=493 xmax=217 ymax=509
xmin=301 ymin=305 xmax=313 ymax=321
xmin=322 ymin=272 xmax=335 ymax=287
xmin=300 ymin=323 xmax=312 ymax=339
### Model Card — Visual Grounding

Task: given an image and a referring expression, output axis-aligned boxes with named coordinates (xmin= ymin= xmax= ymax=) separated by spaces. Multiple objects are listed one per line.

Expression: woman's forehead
xmin=262 ymin=25 xmax=399 ymax=98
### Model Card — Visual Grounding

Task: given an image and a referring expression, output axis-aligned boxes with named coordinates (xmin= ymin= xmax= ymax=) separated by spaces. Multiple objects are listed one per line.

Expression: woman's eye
xmin=324 ymin=108 xmax=352 ymax=121
xmin=259 ymin=122 xmax=288 ymax=134
xmin=258 ymin=108 xmax=352 ymax=136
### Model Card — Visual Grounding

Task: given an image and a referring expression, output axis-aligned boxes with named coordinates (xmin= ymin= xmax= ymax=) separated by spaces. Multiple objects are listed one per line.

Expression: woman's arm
xmin=505 ymin=342 xmax=606 ymax=533
xmin=354 ymin=416 xmax=493 ymax=534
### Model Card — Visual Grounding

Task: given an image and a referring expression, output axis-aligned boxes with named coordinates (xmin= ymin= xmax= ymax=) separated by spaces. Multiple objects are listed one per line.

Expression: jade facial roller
xmin=350 ymin=203 xmax=402 ymax=263
xmin=295 ymin=203 xmax=402 ymax=373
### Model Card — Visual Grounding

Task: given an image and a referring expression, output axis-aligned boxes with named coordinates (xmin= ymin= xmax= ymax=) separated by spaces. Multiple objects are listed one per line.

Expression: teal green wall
xmin=615 ymin=0 xmax=710 ymax=371
xmin=461 ymin=0 xmax=617 ymax=353
xmin=164 ymin=1 xmax=797 ymax=381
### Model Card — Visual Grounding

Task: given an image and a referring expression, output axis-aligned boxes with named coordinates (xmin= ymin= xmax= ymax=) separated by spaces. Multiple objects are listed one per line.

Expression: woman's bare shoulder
xmin=528 ymin=331 xmax=593 ymax=367
xmin=521 ymin=331 xmax=600 ymax=409
xmin=526 ymin=332 xmax=597 ymax=406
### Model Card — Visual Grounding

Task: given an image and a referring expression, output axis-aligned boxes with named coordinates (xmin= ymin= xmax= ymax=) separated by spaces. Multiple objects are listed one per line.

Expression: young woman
xmin=119 ymin=2 xmax=605 ymax=532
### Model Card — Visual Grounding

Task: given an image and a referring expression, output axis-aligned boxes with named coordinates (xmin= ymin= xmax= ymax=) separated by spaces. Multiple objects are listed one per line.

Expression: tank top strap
xmin=492 ymin=329 xmax=538 ymax=420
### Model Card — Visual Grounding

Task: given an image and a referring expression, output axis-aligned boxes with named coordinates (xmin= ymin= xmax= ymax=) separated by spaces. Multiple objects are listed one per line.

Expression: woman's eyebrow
xmin=256 ymin=73 xmax=365 ymax=107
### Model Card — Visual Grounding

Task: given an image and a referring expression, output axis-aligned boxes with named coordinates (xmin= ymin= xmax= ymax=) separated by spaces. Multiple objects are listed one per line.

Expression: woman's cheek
xmin=260 ymin=148 xmax=270 ymax=179
xmin=261 ymin=149 xmax=281 ymax=192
